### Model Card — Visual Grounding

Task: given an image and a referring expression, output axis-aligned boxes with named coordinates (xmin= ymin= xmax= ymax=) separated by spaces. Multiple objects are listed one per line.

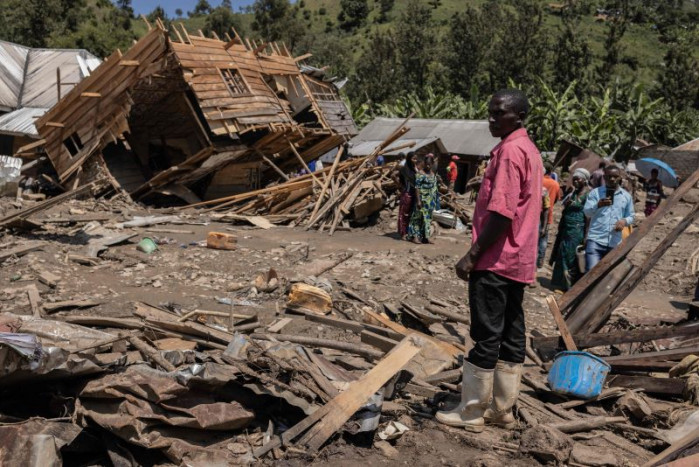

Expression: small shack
xmin=26 ymin=21 xmax=356 ymax=203
xmin=348 ymin=118 xmax=499 ymax=193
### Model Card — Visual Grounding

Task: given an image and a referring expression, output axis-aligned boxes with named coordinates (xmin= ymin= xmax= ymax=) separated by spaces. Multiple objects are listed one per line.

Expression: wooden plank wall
xmin=171 ymin=36 xmax=296 ymax=137
xmin=35 ymin=28 xmax=169 ymax=182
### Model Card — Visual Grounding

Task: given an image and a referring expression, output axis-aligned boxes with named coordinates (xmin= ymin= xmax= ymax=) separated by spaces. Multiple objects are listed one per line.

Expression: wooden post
xmin=582 ymin=203 xmax=699 ymax=334
xmin=564 ymin=259 xmax=634 ymax=334
xmin=287 ymin=139 xmax=319 ymax=185
xmin=308 ymin=146 xmax=344 ymax=223
xmin=546 ymin=295 xmax=577 ymax=351
xmin=56 ymin=67 xmax=61 ymax=101
xmin=261 ymin=154 xmax=290 ymax=181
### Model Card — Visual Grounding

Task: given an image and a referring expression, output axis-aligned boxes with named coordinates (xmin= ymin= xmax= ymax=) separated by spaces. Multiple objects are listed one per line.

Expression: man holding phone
xmin=583 ymin=164 xmax=635 ymax=272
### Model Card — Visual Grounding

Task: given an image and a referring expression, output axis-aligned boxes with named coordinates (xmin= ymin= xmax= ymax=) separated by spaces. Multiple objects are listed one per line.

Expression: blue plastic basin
xmin=547 ymin=351 xmax=611 ymax=399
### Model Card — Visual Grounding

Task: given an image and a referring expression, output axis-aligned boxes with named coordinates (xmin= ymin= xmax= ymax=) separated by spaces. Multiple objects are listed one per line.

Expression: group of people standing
xmin=543 ymin=160 xmax=656 ymax=293
xmin=394 ymin=152 xmax=441 ymax=244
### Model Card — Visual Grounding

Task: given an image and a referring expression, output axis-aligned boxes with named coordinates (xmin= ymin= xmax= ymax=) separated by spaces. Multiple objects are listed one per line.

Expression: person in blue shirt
xmin=583 ymin=165 xmax=635 ymax=272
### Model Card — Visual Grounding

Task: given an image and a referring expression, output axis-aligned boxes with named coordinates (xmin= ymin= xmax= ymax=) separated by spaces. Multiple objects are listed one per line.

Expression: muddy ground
xmin=0 ymin=187 xmax=697 ymax=466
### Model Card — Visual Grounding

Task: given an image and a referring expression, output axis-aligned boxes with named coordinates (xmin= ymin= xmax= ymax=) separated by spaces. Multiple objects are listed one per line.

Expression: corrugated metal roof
xmin=0 ymin=41 xmax=30 ymax=110
xmin=0 ymin=107 xmax=47 ymax=137
xmin=349 ymin=136 xmax=446 ymax=157
xmin=675 ymin=137 xmax=699 ymax=151
xmin=350 ymin=118 xmax=500 ymax=157
xmin=0 ymin=40 xmax=100 ymax=133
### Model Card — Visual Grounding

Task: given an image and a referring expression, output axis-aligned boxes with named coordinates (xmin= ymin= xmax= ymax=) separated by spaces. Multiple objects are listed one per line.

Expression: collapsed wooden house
xmin=29 ymin=22 xmax=356 ymax=202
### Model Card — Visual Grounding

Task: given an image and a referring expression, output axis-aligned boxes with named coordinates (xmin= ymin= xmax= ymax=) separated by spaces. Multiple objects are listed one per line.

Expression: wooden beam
xmin=261 ymin=154 xmax=290 ymax=181
xmin=581 ymin=203 xmax=699 ymax=334
xmin=119 ymin=60 xmax=140 ymax=66
xmin=557 ymin=168 xmax=699 ymax=314
xmin=294 ymin=53 xmax=312 ymax=62
xmin=80 ymin=92 xmax=102 ymax=98
xmin=604 ymin=346 xmax=699 ymax=364
xmin=643 ymin=427 xmax=699 ymax=466
xmin=253 ymin=336 xmax=422 ymax=458
xmin=546 ymin=295 xmax=577 ymax=351
xmin=45 ymin=122 xmax=65 ymax=128
xmin=607 ymin=375 xmax=685 ymax=396
xmin=532 ymin=324 xmax=699 ymax=356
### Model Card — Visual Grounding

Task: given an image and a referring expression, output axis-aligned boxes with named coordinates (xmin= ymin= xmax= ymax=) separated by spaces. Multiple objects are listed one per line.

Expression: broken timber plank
xmin=0 ymin=241 xmax=46 ymax=263
xmin=582 ymin=203 xmax=699 ymax=334
xmin=254 ymin=335 xmax=422 ymax=458
xmin=548 ymin=416 xmax=627 ymax=433
xmin=546 ymin=295 xmax=577 ymax=351
xmin=363 ymin=308 xmax=462 ymax=358
xmin=532 ymin=324 xmax=699 ymax=356
xmin=251 ymin=333 xmax=384 ymax=360
xmin=128 ymin=336 xmax=176 ymax=372
xmin=642 ymin=427 xmax=699 ymax=467
xmin=43 ymin=299 xmax=101 ymax=313
xmin=607 ymin=375 xmax=686 ymax=396
xmin=0 ymin=182 xmax=99 ymax=229
xmin=557 ymin=168 xmax=699 ymax=314
xmin=604 ymin=345 xmax=699 ymax=363
xmin=26 ymin=285 xmax=41 ymax=317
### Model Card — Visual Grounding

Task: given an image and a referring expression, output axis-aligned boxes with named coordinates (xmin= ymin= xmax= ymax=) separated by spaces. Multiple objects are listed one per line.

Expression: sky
xmin=128 ymin=1 xmax=255 ymax=17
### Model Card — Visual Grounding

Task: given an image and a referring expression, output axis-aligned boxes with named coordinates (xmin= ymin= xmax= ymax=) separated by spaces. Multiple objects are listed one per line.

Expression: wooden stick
xmin=546 ymin=295 xmax=577 ymax=351
xmin=548 ymin=416 xmax=627 ymax=433
xmin=308 ymin=146 xmax=344 ymax=223
xmin=287 ymin=139 xmax=319 ymax=185
xmin=251 ymin=333 xmax=384 ymax=360
xmin=128 ymin=336 xmax=176 ymax=372
xmin=261 ymin=155 xmax=290 ymax=181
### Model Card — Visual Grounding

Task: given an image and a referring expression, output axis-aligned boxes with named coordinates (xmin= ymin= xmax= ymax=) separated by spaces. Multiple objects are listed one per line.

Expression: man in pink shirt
xmin=437 ymin=89 xmax=543 ymax=433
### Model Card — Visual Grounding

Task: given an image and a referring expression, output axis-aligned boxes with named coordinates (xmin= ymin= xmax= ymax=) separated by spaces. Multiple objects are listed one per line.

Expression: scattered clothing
xmin=407 ymin=173 xmax=438 ymax=241
xmin=550 ymin=188 xmax=589 ymax=291
xmin=471 ymin=128 xmax=543 ymax=284
xmin=376 ymin=155 xmax=385 ymax=166
xmin=584 ymin=186 xmax=635 ymax=249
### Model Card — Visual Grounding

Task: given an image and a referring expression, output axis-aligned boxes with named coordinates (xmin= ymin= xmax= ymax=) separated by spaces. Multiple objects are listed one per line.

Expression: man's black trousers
xmin=467 ymin=270 xmax=526 ymax=370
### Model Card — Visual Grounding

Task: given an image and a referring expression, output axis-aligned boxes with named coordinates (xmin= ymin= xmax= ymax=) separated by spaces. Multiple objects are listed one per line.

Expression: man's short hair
xmin=604 ymin=164 xmax=621 ymax=173
xmin=493 ymin=89 xmax=530 ymax=119
xmin=599 ymin=160 xmax=608 ymax=169
xmin=544 ymin=161 xmax=553 ymax=174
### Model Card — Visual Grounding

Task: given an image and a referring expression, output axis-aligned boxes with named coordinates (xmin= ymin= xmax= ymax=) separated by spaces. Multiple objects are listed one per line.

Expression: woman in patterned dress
xmin=407 ymin=154 xmax=439 ymax=244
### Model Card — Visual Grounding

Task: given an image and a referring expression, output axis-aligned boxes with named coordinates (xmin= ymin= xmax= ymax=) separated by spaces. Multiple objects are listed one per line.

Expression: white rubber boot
xmin=435 ymin=361 xmax=494 ymax=432
xmin=483 ymin=360 xmax=523 ymax=429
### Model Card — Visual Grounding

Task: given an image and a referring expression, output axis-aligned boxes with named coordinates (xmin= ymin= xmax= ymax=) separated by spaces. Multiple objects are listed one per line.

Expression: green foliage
xmin=348 ymin=30 xmax=400 ymax=104
xmin=204 ymin=5 xmax=244 ymax=39
xmin=553 ymin=12 xmax=593 ymax=95
xmin=655 ymin=32 xmax=699 ymax=111
xmin=377 ymin=0 xmax=394 ymax=23
xmin=190 ymin=0 xmax=212 ymax=17
xmin=395 ymin=0 xmax=434 ymax=95
xmin=442 ymin=6 xmax=488 ymax=96
xmin=251 ymin=0 xmax=306 ymax=51
xmin=338 ymin=0 xmax=369 ymax=31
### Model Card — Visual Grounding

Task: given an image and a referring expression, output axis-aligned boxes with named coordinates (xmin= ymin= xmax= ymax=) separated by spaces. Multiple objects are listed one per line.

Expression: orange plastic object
xmin=206 ymin=232 xmax=237 ymax=250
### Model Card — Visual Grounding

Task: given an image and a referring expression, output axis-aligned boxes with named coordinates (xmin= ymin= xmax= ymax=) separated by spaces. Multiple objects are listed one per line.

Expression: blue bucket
xmin=547 ymin=351 xmax=610 ymax=399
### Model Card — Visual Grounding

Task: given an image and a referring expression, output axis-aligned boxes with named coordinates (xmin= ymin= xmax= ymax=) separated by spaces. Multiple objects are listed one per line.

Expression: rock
xmin=374 ymin=440 xmax=399 ymax=459
xmin=681 ymin=188 xmax=699 ymax=204
xmin=519 ymin=425 xmax=573 ymax=464
xmin=571 ymin=443 xmax=618 ymax=466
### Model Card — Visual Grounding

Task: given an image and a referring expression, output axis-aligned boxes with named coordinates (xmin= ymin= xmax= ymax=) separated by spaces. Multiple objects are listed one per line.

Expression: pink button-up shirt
xmin=471 ymin=128 xmax=543 ymax=284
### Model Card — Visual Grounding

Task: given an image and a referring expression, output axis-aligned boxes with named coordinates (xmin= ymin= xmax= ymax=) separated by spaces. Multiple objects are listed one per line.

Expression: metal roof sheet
xmin=349 ymin=136 xmax=446 ymax=157
xmin=0 ymin=41 xmax=30 ymax=110
xmin=0 ymin=40 xmax=100 ymax=129
xmin=0 ymin=107 xmax=47 ymax=137
xmin=351 ymin=118 xmax=500 ymax=157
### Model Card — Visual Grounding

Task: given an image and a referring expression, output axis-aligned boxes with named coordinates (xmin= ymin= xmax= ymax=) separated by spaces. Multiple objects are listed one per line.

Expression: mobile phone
xmin=606 ymin=190 xmax=615 ymax=202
